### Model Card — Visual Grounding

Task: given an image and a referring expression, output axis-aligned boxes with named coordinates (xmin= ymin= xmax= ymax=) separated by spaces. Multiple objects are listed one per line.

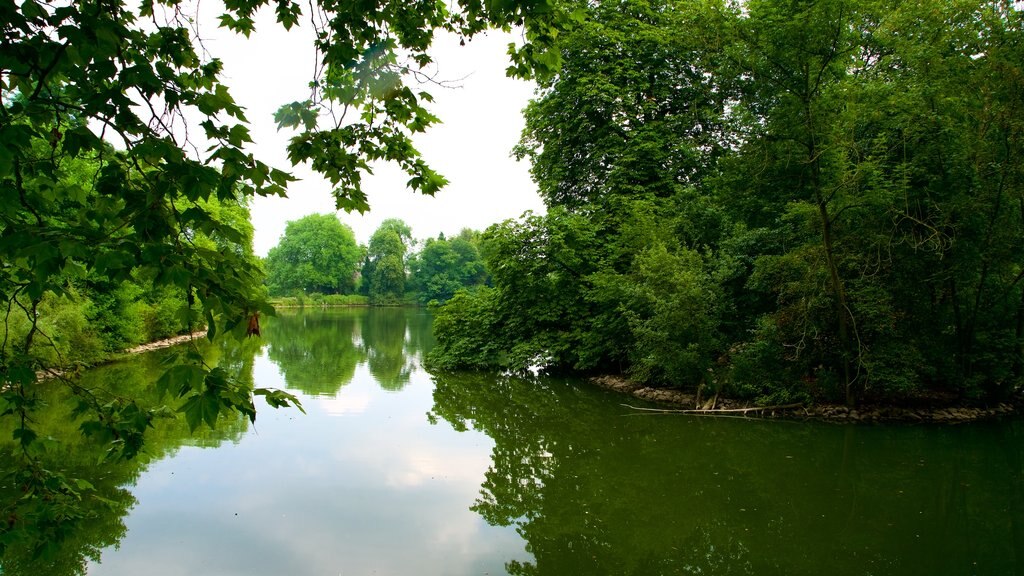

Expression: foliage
xmin=432 ymin=0 xmax=1024 ymax=405
xmin=407 ymin=229 xmax=489 ymax=304
xmin=270 ymin=293 xmax=369 ymax=308
xmin=1 ymin=0 xmax=574 ymax=561
xmin=360 ymin=218 xmax=413 ymax=304
xmin=264 ymin=213 xmax=362 ymax=296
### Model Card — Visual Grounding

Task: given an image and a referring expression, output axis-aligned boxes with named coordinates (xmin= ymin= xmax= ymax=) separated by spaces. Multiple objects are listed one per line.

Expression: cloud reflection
xmin=315 ymin=392 xmax=372 ymax=416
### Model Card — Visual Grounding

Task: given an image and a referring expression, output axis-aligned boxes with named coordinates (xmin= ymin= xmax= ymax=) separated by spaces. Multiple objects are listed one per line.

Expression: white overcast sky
xmin=196 ymin=4 xmax=545 ymax=256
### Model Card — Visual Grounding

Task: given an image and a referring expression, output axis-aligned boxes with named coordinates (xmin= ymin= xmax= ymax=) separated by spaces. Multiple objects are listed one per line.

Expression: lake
xmin=2 ymin=308 xmax=1023 ymax=575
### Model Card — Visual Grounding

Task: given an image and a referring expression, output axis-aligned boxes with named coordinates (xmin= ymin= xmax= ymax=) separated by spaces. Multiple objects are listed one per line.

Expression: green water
xmin=2 ymin=308 xmax=1023 ymax=575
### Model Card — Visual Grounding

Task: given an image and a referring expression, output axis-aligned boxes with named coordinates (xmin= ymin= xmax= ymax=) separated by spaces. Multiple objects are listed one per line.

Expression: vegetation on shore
xmin=428 ymin=0 xmax=1024 ymax=409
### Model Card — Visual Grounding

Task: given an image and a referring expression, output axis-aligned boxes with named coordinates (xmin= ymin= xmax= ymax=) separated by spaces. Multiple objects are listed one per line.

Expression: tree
xmin=264 ymin=213 xmax=362 ymax=296
xmin=515 ymin=0 xmax=732 ymax=210
xmin=720 ymin=0 xmax=1024 ymax=402
xmin=407 ymin=229 xmax=488 ymax=304
xmin=0 ymin=0 xmax=575 ymax=559
xmin=433 ymin=0 xmax=1024 ymax=406
xmin=431 ymin=0 xmax=731 ymax=381
xmin=360 ymin=218 xmax=413 ymax=304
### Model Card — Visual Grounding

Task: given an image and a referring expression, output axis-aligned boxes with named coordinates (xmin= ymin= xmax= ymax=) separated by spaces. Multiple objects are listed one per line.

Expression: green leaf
xmin=13 ymin=427 xmax=38 ymax=448
xmin=178 ymin=391 xmax=221 ymax=431
xmin=156 ymin=364 xmax=207 ymax=398
xmin=254 ymin=388 xmax=305 ymax=413
xmin=205 ymin=308 xmax=217 ymax=342
xmin=21 ymin=0 xmax=46 ymax=20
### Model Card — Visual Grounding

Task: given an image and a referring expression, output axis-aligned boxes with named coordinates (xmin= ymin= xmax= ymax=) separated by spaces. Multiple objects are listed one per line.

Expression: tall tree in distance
xmin=361 ymin=219 xmax=412 ymax=304
xmin=264 ymin=214 xmax=362 ymax=296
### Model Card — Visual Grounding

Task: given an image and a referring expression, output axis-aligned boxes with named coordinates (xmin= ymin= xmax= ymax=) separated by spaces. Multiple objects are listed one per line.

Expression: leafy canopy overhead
xmin=1 ymin=0 xmax=574 ymax=348
xmin=0 ymin=0 xmax=576 ymax=559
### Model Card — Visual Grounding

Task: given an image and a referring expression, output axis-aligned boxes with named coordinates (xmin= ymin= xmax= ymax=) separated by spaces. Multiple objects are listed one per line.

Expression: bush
xmin=726 ymin=316 xmax=812 ymax=405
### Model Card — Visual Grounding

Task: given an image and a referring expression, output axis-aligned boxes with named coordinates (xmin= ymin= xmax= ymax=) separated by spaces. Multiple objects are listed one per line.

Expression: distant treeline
xmin=262 ymin=214 xmax=489 ymax=306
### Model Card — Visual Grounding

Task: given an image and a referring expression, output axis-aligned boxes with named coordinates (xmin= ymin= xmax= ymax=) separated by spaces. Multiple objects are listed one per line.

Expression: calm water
xmin=2 ymin=308 xmax=1023 ymax=575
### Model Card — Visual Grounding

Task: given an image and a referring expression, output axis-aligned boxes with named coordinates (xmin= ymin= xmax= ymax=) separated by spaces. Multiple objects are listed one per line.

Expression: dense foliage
xmin=360 ymin=218 xmax=414 ymax=304
xmin=407 ymin=229 xmax=489 ymax=305
xmin=431 ymin=0 xmax=1024 ymax=406
xmin=261 ymin=214 xmax=489 ymax=305
xmin=264 ymin=213 xmax=362 ymax=296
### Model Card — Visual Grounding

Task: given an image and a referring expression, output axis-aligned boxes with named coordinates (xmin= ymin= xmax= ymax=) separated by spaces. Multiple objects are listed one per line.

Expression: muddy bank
xmin=591 ymin=375 xmax=1021 ymax=423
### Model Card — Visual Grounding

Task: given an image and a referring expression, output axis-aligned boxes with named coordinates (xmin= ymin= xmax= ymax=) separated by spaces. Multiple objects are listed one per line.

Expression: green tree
xmin=1 ymin=0 xmax=573 ymax=559
xmin=431 ymin=0 xmax=731 ymax=382
xmin=719 ymin=0 xmax=1024 ymax=402
xmin=264 ymin=213 xmax=362 ymax=296
xmin=361 ymin=218 xmax=413 ymax=304
xmin=515 ymin=0 xmax=732 ymax=210
xmin=434 ymin=0 xmax=1024 ymax=406
xmin=407 ymin=229 xmax=488 ymax=304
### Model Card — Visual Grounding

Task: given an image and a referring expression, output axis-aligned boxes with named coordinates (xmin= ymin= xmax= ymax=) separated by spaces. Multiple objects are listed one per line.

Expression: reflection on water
xmin=429 ymin=373 xmax=1024 ymax=576
xmin=0 ymin=339 xmax=253 ymax=576
xmin=1 ymin=308 xmax=1022 ymax=576
xmin=265 ymin=308 xmax=433 ymax=396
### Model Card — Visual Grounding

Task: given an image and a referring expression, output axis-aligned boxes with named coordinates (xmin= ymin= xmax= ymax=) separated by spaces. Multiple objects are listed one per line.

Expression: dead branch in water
xmin=621 ymin=403 xmax=805 ymax=415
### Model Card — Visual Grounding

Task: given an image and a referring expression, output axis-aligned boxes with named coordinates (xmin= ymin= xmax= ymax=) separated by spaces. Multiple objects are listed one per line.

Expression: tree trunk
xmin=807 ymin=110 xmax=855 ymax=406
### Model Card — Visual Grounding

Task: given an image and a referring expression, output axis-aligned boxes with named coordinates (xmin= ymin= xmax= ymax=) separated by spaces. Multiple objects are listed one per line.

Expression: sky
xmin=198 ymin=5 xmax=545 ymax=256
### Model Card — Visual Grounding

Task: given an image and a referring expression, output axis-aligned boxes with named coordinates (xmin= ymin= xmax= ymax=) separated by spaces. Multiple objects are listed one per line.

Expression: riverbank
xmin=122 ymin=330 xmax=207 ymax=355
xmin=36 ymin=330 xmax=207 ymax=382
xmin=591 ymin=375 xmax=1022 ymax=423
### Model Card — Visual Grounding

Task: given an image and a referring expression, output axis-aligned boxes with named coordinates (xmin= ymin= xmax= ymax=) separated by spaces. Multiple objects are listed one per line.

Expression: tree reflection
xmin=359 ymin=308 xmax=414 ymax=391
xmin=402 ymin=309 xmax=435 ymax=365
xmin=0 ymin=341 xmax=250 ymax=576
xmin=264 ymin=309 xmax=362 ymax=396
xmin=429 ymin=372 xmax=1024 ymax=576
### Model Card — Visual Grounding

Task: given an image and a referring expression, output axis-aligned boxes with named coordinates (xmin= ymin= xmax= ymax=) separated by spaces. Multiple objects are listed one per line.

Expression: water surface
xmin=2 ymin=308 xmax=1022 ymax=575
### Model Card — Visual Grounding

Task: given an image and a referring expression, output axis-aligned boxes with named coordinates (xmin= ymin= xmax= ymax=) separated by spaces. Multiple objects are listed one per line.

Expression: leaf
xmin=206 ymin=308 xmax=217 ymax=342
xmin=13 ymin=427 xmax=37 ymax=448
xmin=254 ymin=388 xmax=305 ymax=413
xmin=156 ymin=364 xmax=207 ymax=398
xmin=21 ymin=0 xmax=46 ymax=20
xmin=178 ymin=391 xmax=221 ymax=431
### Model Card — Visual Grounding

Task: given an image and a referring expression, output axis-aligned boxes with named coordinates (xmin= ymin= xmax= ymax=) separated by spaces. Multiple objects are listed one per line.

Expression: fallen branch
xmin=621 ymin=402 xmax=805 ymax=415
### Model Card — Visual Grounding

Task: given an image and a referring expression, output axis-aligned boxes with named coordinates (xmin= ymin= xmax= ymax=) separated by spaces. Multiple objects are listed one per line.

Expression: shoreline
xmin=591 ymin=375 xmax=1022 ymax=423
xmin=121 ymin=330 xmax=208 ymax=355
xmin=36 ymin=330 xmax=207 ymax=383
